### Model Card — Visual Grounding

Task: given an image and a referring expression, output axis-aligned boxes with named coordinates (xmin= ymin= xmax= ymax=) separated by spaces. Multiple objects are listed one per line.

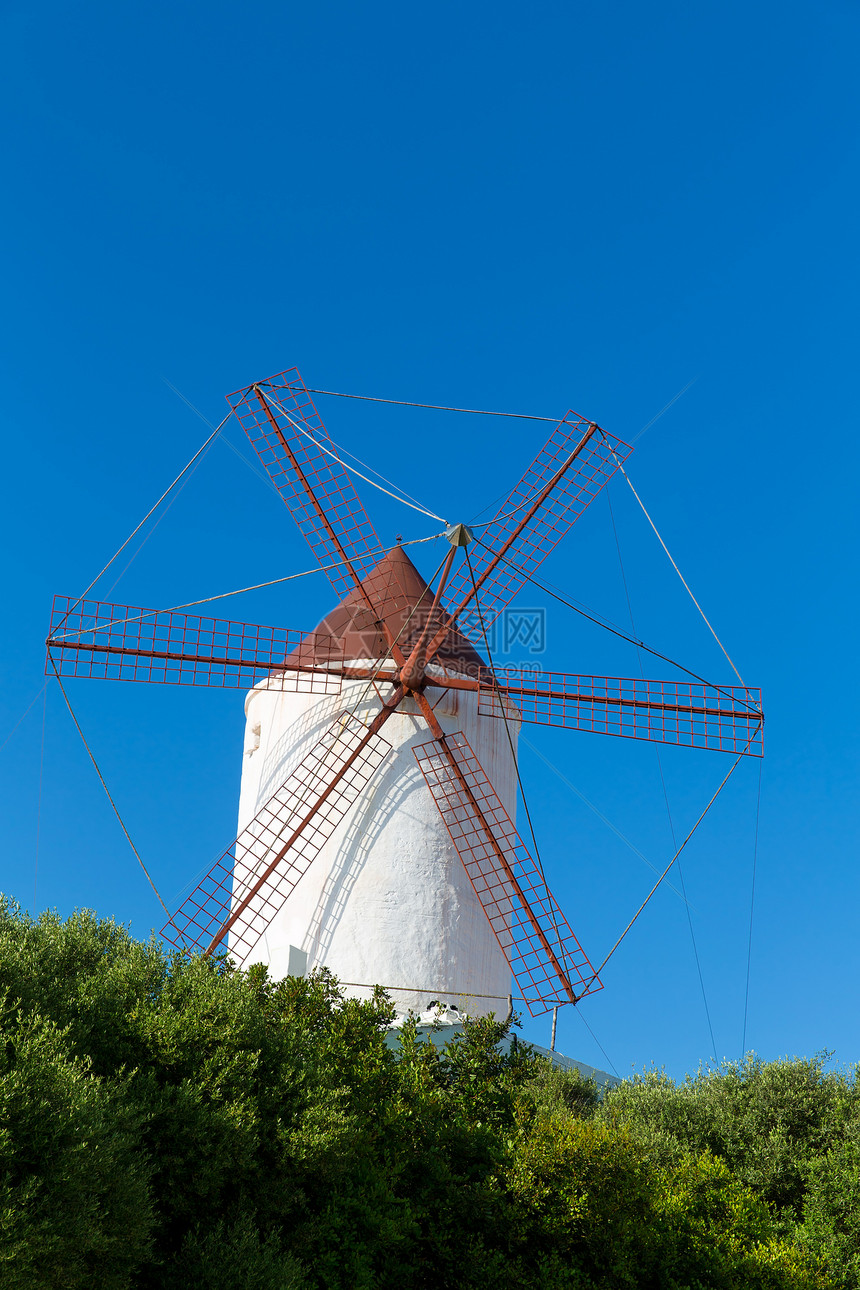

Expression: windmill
xmin=46 ymin=369 xmax=763 ymax=1018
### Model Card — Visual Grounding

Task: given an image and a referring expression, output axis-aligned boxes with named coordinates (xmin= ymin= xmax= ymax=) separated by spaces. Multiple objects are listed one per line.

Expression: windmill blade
xmin=440 ymin=414 xmax=632 ymax=634
xmin=162 ymin=709 xmax=393 ymax=964
xmin=413 ymin=732 xmax=601 ymax=1015
xmin=46 ymin=595 xmax=343 ymax=694
xmin=479 ymin=669 xmax=764 ymax=756
xmin=226 ymin=369 xmax=387 ymax=607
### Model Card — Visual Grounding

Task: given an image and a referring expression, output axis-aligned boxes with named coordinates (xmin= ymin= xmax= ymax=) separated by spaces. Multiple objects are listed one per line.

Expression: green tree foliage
xmin=596 ymin=1056 xmax=854 ymax=1216
xmin=800 ymin=1138 xmax=860 ymax=1285
xmin=593 ymin=1054 xmax=860 ymax=1285
xmin=0 ymin=899 xmax=852 ymax=1288
xmin=0 ymin=1003 xmax=153 ymax=1288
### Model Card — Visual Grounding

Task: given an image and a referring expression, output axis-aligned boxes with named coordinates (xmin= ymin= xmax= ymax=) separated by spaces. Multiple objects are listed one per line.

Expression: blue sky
xmin=2 ymin=0 xmax=858 ymax=1079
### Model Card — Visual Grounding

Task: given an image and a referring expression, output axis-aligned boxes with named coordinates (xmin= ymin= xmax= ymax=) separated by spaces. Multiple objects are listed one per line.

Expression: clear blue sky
xmin=2 ymin=0 xmax=857 ymax=1080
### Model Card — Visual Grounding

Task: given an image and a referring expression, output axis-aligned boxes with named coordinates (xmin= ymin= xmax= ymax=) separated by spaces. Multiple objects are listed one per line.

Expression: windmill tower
xmin=46 ymin=369 xmax=764 ymax=1021
xmin=235 ymin=543 xmax=519 ymax=1016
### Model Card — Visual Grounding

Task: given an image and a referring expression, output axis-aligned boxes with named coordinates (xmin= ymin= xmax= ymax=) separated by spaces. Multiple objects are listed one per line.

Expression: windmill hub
xmin=398 ymin=664 xmax=427 ymax=693
xmin=445 ymin=522 xmax=473 ymax=548
xmin=398 ymin=639 xmax=431 ymax=691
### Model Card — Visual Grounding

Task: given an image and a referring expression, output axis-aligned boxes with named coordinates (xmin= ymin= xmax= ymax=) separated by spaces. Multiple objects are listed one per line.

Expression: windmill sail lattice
xmin=226 ymin=373 xmax=385 ymax=606
xmin=164 ymin=712 xmax=392 ymax=962
xmin=479 ymin=670 xmax=763 ymax=756
xmin=414 ymin=733 xmax=600 ymax=1012
xmin=47 ymin=596 xmax=343 ymax=693
xmin=440 ymin=414 xmax=632 ymax=630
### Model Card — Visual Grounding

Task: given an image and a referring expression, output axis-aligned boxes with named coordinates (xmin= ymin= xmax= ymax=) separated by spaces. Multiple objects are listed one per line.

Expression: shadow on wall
xmin=303 ymin=712 xmax=426 ymax=969
xmin=239 ymin=676 xmax=515 ymax=1004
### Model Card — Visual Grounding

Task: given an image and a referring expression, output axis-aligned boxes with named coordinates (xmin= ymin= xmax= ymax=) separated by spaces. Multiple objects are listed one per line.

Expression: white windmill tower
xmin=46 ymin=369 xmax=763 ymax=1026
xmin=233 ymin=539 xmax=521 ymax=1017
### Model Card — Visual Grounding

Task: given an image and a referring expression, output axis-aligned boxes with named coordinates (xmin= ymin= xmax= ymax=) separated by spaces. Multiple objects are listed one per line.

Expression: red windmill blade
xmin=437 ymin=414 xmax=633 ymax=636
xmin=45 ymin=595 xmax=344 ymax=694
xmin=226 ymin=369 xmax=389 ymax=610
xmin=225 ymin=369 xmax=467 ymax=674
xmin=163 ymin=704 xmax=397 ymax=964
xmin=465 ymin=668 xmax=764 ymax=757
xmin=413 ymin=732 xmax=600 ymax=1015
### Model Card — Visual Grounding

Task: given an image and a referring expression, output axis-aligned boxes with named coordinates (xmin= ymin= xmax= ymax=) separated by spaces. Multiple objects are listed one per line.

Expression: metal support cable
xmin=470 ymin=488 xmax=568 ymax=531
xmin=742 ymin=761 xmax=764 ymax=1055
xmin=519 ymin=735 xmax=691 ymax=906
xmin=602 ymin=443 xmax=745 ymax=686
xmin=672 ymin=857 xmax=717 ymax=1062
xmin=300 ymin=376 xmax=698 ymax=442
xmin=259 ymin=389 xmax=448 ymax=524
xmin=257 ymin=387 xmax=446 ymax=518
xmin=101 ymin=467 xmax=202 ymax=600
xmin=574 ymin=1005 xmax=620 ymax=1078
xmin=49 ymin=533 xmax=445 ymax=642
xmin=607 ymin=488 xmax=717 ymax=1061
xmin=289 ymin=383 xmax=561 ymax=423
xmin=584 ymin=741 xmax=751 ymax=990
xmin=162 ymin=377 xmax=285 ymax=497
xmin=50 ymin=663 xmax=171 ymax=918
xmin=471 ymin=536 xmax=761 ymax=716
xmin=0 ymin=683 xmax=47 ymax=754
xmin=630 ymin=377 xmax=698 ymax=444
xmin=54 ymin=410 xmax=232 ymax=634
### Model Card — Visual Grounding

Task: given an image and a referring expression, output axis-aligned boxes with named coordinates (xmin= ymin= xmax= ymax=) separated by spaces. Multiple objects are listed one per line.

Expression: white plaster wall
xmin=235 ymin=665 xmax=520 ymax=1017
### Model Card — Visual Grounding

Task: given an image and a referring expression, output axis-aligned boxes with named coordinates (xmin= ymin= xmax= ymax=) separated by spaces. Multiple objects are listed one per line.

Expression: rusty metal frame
xmin=163 ymin=703 xmax=397 ymax=962
xmin=436 ymin=416 xmax=633 ymax=638
xmin=46 ymin=596 xmax=344 ymax=693
xmin=479 ymin=669 xmax=764 ymax=756
xmin=226 ymin=370 xmax=385 ymax=608
xmin=413 ymin=732 xmax=601 ymax=1015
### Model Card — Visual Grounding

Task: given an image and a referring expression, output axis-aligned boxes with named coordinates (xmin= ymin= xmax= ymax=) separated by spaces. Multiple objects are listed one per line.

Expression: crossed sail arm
xmin=413 ymin=731 xmax=601 ymax=1016
xmin=46 ymin=369 xmax=763 ymax=1017
xmin=438 ymin=415 xmax=633 ymax=634
xmin=226 ymin=370 xmax=386 ymax=607
xmin=163 ymin=709 xmax=393 ymax=965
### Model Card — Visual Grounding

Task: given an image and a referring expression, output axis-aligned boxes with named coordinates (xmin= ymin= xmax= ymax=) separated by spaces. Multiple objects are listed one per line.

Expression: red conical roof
xmin=288 ymin=545 xmax=486 ymax=674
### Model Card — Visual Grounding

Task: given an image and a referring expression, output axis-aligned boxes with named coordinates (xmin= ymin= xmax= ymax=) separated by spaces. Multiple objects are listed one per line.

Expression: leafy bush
xmin=0 ymin=1001 xmax=153 ymax=1288
xmin=597 ymin=1055 xmax=854 ymax=1217
xmin=0 ymin=899 xmax=850 ymax=1288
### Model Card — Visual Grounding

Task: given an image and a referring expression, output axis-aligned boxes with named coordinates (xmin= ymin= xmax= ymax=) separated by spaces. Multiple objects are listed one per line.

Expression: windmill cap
xmin=285 ymin=545 xmax=487 ymax=674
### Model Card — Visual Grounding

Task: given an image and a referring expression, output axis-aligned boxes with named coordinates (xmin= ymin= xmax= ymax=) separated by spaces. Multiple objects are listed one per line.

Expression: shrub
xmin=0 ymin=900 xmax=845 ymax=1288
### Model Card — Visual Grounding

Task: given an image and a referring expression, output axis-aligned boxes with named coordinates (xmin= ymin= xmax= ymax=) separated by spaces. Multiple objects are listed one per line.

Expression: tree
xmin=0 ymin=900 xmax=842 ymax=1288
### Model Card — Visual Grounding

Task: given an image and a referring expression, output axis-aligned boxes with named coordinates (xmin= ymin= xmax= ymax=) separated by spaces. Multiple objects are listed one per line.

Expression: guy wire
xmin=289 ymin=383 xmax=559 ymax=423
xmin=606 ymin=487 xmax=717 ymax=1061
xmin=742 ymin=760 xmax=764 ymax=1056
xmin=471 ymin=535 xmax=761 ymax=716
xmin=54 ymin=410 xmax=232 ymax=634
xmin=584 ymin=738 xmax=752 ymax=991
xmin=50 ymin=662 xmax=171 ymax=918
xmin=48 ymin=533 xmax=445 ymax=643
